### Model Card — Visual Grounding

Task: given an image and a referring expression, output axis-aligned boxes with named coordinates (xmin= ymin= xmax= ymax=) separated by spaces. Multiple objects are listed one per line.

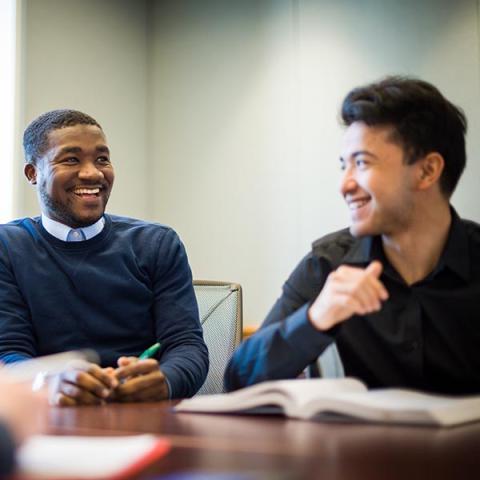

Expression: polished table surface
xmin=43 ymin=401 xmax=480 ymax=479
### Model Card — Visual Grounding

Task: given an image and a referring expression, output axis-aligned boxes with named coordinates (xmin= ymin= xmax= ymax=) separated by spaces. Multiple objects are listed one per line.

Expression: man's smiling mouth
xmin=348 ymin=198 xmax=370 ymax=210
xmin=73 ymin=187 xmax=102 ymax=197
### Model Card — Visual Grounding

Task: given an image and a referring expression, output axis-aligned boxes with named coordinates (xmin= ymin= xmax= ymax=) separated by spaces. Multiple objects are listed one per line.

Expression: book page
xmin=335 ymin=389 xmax=476 ymax=412
xmin=272 ymin=378 xmax=366 ymax=407
xmin=301 ymin=389 xmax=480 ymax=426
xmin=17 ymin=434 xmax=170 ymax=479
xmin=176 ymin=377 xmax=366 ymax=414
xmin=336 ymin=389 xmax=480 ymax=426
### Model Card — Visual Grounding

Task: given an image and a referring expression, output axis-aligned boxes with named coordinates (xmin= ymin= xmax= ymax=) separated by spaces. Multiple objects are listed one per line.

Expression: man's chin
xmin=349 ymin=222 xmax=376 ymax=238
xmin=65 ymin=210 xmax=105 ymax=229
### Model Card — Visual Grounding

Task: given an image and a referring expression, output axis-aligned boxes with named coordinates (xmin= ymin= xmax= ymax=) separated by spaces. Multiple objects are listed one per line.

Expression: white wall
xmin=150 ymin=0 xmax=303 ymax=327
xmin=18 ymin=0 xmax=150 ymax=219
xmin=149 ymin=0 xmax=480 ymax=326
xmin=0 ymin=0 xmax=16 ymax=222
xmin=18 ymin=0 xmax=480 ymax=327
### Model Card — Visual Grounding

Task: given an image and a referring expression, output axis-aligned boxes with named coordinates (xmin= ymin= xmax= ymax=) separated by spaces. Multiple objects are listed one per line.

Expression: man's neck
xmin=381 ymin=200 xmax=452 ymax=286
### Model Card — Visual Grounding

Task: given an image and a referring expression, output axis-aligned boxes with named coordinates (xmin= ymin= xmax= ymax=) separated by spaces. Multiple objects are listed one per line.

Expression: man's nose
xmin=78 ymin=162 xmax=103 ymax=180
xmin=339 ymin=166 xmax=357 ymax=196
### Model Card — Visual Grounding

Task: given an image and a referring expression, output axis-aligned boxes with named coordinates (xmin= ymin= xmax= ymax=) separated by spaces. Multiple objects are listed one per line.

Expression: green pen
xmin=138 ymin=342 xmax=161 ymax=360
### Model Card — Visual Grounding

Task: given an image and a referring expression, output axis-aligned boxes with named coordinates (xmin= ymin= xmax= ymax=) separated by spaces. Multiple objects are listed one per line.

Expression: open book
xmin=16 ymin=434 xmax=170 ymax=479
xmin=175 ymin=378 xmax=480 ymax=427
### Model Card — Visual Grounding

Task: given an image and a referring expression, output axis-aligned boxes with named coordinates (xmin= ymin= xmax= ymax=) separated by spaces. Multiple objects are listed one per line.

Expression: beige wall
xmin=149 ymin=0 xmax=480 ymax=325
xmin=17 ymin=0 xmax=150 ymax=219
xmin=18 ymin=0 xmax=480 ymax=326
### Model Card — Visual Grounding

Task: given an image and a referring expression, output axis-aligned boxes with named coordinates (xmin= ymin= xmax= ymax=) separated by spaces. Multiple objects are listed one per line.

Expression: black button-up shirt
xmin=225 ymin=209 xmax=480 ymax=395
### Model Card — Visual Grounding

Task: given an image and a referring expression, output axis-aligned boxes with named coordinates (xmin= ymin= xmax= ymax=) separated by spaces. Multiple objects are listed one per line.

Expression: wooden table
xmin=44 ymin=401 xmax=480 ymax=479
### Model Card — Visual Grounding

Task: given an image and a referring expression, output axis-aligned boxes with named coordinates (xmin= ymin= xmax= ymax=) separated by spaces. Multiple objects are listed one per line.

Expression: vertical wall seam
xmin=476 ymin=0 xmax=480 ymax=95
xmin=145 ymin=0 xmax=154 ymax=221
xmin=291 ymin=0 xmax=302 ymax=253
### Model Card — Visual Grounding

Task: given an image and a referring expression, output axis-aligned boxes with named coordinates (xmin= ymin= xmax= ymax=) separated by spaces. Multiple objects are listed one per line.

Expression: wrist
xmin=307 ymin=304 xmax=335 ymax=331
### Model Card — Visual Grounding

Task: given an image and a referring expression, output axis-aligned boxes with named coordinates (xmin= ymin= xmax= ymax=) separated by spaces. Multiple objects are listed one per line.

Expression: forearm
xmin=224 ymin=304 xmax=335 ymax=391
xmin=160 ymin=341 xmax=209 ymax=398
xmin=0 ymin=352 xmax=32 ymax=364
xmin=0 ymin=257 xmax=36 ymax=362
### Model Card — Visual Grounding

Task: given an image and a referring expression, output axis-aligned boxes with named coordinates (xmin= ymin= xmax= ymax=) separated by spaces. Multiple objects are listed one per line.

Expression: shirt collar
xmin=342 ymin=235 xmax=374 ymax=266
xmin=435 ymin=207 xmax=470 ymax=282
xmin=341 ymin=206 xmax=470 ymax=283
xmin=41 ymin=214 xmax=105 ymax=242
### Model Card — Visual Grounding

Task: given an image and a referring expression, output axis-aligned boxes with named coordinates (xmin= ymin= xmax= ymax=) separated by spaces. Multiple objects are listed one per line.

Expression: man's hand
xmin=112 ymin=357 xmax=169 ymax=402
xmin=49 ymin=363 xmax=118 ymax=406
xmin=308 ymin=260 xmax=389 ymax=331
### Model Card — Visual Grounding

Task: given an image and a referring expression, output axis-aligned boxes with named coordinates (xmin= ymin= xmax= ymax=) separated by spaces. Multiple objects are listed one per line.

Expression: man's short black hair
xmin=341 ymin=76 xmax=467 ymax=197
xmin=23 ymin=109 xmax=102 ymax=165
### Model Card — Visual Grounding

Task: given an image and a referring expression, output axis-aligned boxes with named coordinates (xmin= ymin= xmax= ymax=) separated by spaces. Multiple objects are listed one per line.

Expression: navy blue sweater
xmin=0 ymin=215 xmax=208 ymax=398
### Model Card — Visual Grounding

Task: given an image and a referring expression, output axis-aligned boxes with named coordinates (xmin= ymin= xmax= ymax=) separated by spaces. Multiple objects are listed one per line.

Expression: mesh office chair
xmin=316 ymin=343 xmax=345 ymax=378
xmin=193 ymin=280 xmax=242 ymax=395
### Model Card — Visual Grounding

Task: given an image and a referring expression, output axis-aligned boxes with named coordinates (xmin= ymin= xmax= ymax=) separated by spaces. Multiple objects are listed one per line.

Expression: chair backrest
xmin=193 ymin=280 xmax=242 ymax=395
xmin=316 ymin=343 xmax=345 ymax=378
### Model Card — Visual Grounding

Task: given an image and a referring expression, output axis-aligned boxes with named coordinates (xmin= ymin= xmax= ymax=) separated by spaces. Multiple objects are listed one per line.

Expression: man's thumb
xmin=366 ymin=260 xmax=383 ymax=278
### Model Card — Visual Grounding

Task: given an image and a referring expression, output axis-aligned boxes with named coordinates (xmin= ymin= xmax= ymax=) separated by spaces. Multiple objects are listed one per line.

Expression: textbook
xmin=175 ymin=378 xmax=480 ymax=427
xmin=16 ymin=434 xmax=171 ymax=479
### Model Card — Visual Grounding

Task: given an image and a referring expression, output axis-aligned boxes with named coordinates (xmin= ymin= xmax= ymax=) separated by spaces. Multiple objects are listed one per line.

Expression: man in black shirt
xmin=225 ymin=76 xmax=480 ymax=395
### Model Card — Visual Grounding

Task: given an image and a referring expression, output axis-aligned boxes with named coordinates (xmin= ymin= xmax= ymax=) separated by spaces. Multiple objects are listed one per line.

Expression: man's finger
xmin=59 ymin=370 xmax=112 ymax=399
xmin=59 ymin=381 xmax=105 ymax=405
xmin=366 ymin=260 xmax=383 ymax=278
xmin=52 ymin=392 xmax=77 ymax=407
xmin=88 ymin=363 xmax=118 ymax=389
xmin=117 ymin=356 xmax=138 ymax=367
xmin=114 ymin=359 xmax=159 ymax=381
xmin=115 ymin=370 xmax=165 ymax=396
xmin=365 ymin=262 xmax=389 ymax=301
xmin=371 ymin=276 xmax=389 ymax=301
xmin=115 ymin=372 xmax=168 ymax=402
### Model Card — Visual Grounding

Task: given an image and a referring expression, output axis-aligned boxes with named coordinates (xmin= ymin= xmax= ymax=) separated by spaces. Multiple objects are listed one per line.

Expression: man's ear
xmin=416 ymin=152 xmax=444 ymax=191
xmin=24 ymin=163 xmax=37 ymax=185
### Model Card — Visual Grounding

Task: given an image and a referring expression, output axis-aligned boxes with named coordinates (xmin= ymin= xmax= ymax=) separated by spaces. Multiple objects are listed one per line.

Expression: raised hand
xmin=308 ymin=260 xmax=389 ymax=331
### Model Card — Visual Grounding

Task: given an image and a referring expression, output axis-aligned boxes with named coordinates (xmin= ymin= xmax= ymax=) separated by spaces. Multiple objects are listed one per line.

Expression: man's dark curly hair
xmin=341 ymin=76 xmax=467 ymax=197
xmin=23 ymin=109 xmax=103 ymax=165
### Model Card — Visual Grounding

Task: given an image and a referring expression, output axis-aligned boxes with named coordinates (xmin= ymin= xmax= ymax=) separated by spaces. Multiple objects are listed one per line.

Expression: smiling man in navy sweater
xmin=0 ymin=109 xmax=208 ymax=405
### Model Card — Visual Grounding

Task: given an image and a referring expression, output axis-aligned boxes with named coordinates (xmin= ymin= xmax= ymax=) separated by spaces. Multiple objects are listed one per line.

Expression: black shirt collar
xmin=435 ymin=207 xmax=470 ymax=282
xmin=341 ymin=207 xmax=470 ymax=283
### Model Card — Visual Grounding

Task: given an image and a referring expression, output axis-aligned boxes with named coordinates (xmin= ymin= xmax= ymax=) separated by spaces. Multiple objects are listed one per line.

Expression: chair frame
xmin=193 ymin=280 xmax=243 ymax=344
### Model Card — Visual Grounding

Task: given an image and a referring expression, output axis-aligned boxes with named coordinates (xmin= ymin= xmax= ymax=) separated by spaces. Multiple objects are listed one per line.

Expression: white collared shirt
xmin=41 ymin=214 xmax=105 ymax=241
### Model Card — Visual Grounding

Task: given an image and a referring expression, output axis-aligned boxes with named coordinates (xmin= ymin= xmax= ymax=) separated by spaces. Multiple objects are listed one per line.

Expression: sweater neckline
xmin=36 ymin=215 xmax=113 ymax=251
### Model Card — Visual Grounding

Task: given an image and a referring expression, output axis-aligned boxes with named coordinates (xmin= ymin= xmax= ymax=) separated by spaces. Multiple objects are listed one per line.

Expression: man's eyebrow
xmin=54 ymin=145 xmax=110 ymax=157
xmin=339 ymin=150 xmax=379 ymax=165
xmin=57 ymin=146 xmax=82 ymax=155
xmin=340 ymin=150 xmax=378 ymax=162
xmin=351 ymin=150 xmax=377 ymax=158
xmin=95 ymin=145 xmax=110 ymax=154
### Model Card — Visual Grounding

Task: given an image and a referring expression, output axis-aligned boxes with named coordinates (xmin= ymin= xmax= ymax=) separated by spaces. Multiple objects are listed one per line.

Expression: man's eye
xmin=97 ymin=156 xmax=110 ymax=164
xmin=63 ymin=157 xmax=78 ymax=164
xmin=356 ymin=159 xmax=367 ymax=168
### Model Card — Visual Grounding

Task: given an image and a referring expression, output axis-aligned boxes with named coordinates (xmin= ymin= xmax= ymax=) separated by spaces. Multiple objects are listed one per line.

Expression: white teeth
xmin=74 ymin=188 xmax=100 ymax=195
xmin=348 ymin=199 xmax=369 ymax=210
